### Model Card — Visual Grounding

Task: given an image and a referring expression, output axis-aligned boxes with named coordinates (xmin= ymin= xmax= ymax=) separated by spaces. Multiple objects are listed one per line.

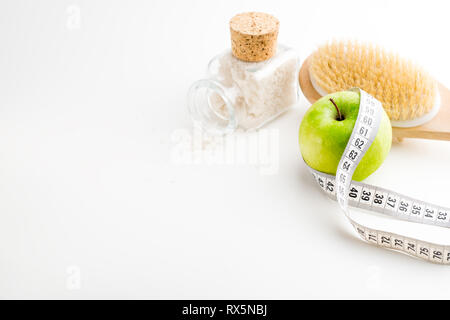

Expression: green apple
xmin=299 ymin=90 xmax=392 ymax=181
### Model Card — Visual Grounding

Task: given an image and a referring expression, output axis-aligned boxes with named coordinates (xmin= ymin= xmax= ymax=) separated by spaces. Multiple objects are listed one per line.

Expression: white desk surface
xmin=1 ymin=0 xmax=450 ymax=299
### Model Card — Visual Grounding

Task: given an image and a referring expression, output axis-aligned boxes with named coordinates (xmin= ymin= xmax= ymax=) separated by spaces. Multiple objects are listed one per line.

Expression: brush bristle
xmin=309 ymin=40 xmax=437 ymax=122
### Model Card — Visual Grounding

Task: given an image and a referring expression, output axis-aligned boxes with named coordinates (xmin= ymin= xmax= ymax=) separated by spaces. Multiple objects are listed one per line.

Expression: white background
xmin=1 ymin=0 xmax=450 ymax=299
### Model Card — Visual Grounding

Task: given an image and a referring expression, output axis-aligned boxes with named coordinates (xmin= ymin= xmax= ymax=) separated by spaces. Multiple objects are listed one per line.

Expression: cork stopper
xmin=230 ymin=12 xmax=279 ymax=62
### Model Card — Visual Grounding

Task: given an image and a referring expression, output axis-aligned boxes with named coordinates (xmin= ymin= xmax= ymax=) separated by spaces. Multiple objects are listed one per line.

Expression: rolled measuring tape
xmin=306 ymin=88 xmax=450 ymax=264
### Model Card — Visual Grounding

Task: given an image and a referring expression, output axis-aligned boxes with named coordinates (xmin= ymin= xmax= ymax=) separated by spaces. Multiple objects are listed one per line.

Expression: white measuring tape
xmin=307 ymin=88 xmax=450 ymax=264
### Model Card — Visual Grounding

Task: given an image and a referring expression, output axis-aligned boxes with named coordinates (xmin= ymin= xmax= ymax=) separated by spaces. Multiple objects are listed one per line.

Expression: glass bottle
xmin=187 ymin=45 xmax=300 ymax=135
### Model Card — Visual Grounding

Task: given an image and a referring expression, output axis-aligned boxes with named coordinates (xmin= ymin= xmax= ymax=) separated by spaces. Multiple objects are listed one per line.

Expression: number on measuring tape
xmin=316 ymin=175 xmax=325 ymax=190
xmin=364 ymin=105 xmax=375 ymax=116
xmin=356 ymin=226 xmax=366 ymax=239
xmin=410 ymin=202 xmax=424 ymax=219
xmin=364 ymin=95 xmax=375 ymax=106
xmin=366 ymin=230 xmax=378 ymax=244
xmin=424 ymin=206 xmax=437 ymax=221
xmin=352 ymin=136 xmax=368 ymax=151
xmin=325 ymin=178 xmax=336 ymax=196
xmin=405 ymin=240 xmax=416 ymax=255
xmin=384 ymin=194 xmax=399 ymax=213
xmin=345 ymin=146 xmax=360 ymax=162
xmin=444 ymin=250 xmax=450 ymax=264
xmin=362 ymin=115 xmax=373 ymax=127
xmin=340 ymin=160 xmax=353 ymax=173
xmin=398 ymin=198 xmax=412 ymax=218
xmin=431 ymin=247 xmax=444 ymax=263
xmin=437 ymin=209 xmax=449 ymax=223
xmin=338 ymin=172 xmax=348 ymax=185
xmin=357 ymin=124 xmax=372 ymax=139
xmin=372 ymin=190 xmax=387 ymax=211
xmin=378 ymin=233 xmax=391 ymax=248
xmin=392 ymin=236 xmax=404 ymax=250
xmin=348 ymin=184 xmax=362 ymax=204
xmin=418 ymin=243 xmax=430 ymax=260
xmin=359 ymin=187 xmax=375 ymax=208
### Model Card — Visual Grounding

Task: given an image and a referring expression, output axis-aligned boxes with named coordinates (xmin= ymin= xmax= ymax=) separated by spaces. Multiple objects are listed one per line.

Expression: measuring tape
xmin=306 ymin=88 xmax=450 ymax=264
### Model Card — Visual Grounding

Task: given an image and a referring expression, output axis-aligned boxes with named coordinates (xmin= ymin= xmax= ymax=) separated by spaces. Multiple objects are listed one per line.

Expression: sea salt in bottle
xmin=187 ymin=12 xmax=300 ymax=135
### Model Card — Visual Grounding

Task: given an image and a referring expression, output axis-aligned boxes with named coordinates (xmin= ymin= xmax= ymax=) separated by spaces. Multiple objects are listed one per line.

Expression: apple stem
xmin=329 ymin=98 xmax=343 ymax=121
